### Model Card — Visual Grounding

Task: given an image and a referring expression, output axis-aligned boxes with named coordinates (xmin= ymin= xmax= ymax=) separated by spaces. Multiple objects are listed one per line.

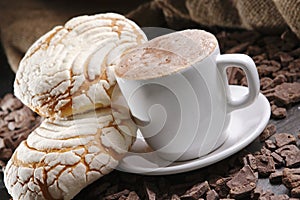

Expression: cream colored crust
xmin=4 ymin=107 xmax=137 ymax=200
xmin=5 ymin=13 xmax=146 ymax=200
xmin=14 ymin=13 xmax=147 ymax=119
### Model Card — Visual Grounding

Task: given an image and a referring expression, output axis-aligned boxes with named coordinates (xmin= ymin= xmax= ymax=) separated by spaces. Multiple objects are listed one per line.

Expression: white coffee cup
xmin=115 ymin=29 xmax=259 ymax=161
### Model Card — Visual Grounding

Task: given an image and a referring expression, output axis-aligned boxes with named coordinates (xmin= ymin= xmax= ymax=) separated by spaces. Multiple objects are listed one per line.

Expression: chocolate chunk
xmin=214 ymin=178 xmax=231 ymax=196
xmin=291 ymin=186 xmax=300 ymax=198
xmin=104 ymin=189 xmax=130 ymax=200
xmin=276 ymin=144 xmax=300 ymax=167
xmin=269 ymin=171 xmax=283 ymax=184
xmin=260 ymin=77 xmax=273 ymax=90
xmin=226 ymin=165 xmax=257 ymax=199
xmin=260 ymin=124 xmax=277 ymax=142
xmin=255 ymin=155 xmax=275 ymax=177
xmin=282 ymin=168 xmax=300 ymax=189
xmin=274 ymin=133 xmax=297 ymax=147
xmin=181 ymin=181 xmax=210 ymax=200
xmin=0 ymin=93 xmax=41 ymax=166
xmin=251 ymin=187 xmax=263 ymax=199
xmin=288 ymin=59 xmax=300 ymax=73
xmin=261 ymin=147 xmax=272 ymax=156
xmin=145 ymin=187 xmax=155 ymax=200
xmin=126 ymin=191 xmax=140 ymax=200
xmin=244 ymin=154 xmax=257 ymax=171
xmin=252 ymin=188 xmax=274 ymax=200
xmin=275 ymin=71 xmax=300 ymax=82
xmin=268 ymin=82 xmax=300 ymax=106
xmin=271 ymin=74 xmax=287 ymax=88
xmin=118 ymin=195 xmax=127 ymax=200
xmin=144 ymin=182 xmax=157 ymax=200
xmin=257 ymin=65 xmax=280 ymax=77
xmin=206 ymin=189 xmax=219 ymax=200
xmin=276 ymin=144 xmax=299 ymax=156
xmin=240 ymin=76 xmax=248 ymax=86
xmin=219 ymin=199 xmax=235 ymax=200
xmin=257 ymin=60 xmax=281 ymax=76
xmin=171 ymin=194 xmax=181 ymax=200
xmin=270 ymin=194 xmax=290 ymax=200
xmin=285 ymin=152 xmax=300 ymax=168
xmin=208 ymin=175 xmax=223 ymax=188
xmin=253 ymin=54 xmax=267 ymax=64
xmin=271 ymin=152 xmax=284 ymax=168
xmin=265 ymin=140 xmax=277 ymax=150
xmin=227 ymin=67 xmax=245 ymax=85
xmin=271 ymin=105 xmax=287 ymax=119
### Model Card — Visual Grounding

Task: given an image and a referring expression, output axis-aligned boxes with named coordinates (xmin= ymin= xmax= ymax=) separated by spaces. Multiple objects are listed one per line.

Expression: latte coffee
xmin=115 ymin=29 xmax=217 ymax=80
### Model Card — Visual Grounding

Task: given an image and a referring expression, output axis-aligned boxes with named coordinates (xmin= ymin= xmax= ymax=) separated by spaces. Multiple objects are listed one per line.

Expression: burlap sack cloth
xmin=1 ymin=0 xmax=299 ymax=72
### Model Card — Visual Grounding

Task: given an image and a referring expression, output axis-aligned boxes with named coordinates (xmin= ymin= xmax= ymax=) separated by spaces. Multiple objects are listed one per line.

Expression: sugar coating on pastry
xmin=4 ymin=107 xmax=136 ymax=200
xmin=5 ymin=13 xmax=146 ymax=200
xmin=14 ymin=13 xmax=147 ymax=119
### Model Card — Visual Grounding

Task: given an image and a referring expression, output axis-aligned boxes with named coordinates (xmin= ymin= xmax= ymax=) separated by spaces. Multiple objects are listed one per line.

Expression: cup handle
xmin=216 ymin=54 xmax=260 ymax=112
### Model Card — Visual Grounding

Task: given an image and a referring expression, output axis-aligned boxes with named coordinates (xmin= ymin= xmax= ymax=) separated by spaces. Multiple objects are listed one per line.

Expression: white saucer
xmin=117 ymin=85 xmax=271 ymax=175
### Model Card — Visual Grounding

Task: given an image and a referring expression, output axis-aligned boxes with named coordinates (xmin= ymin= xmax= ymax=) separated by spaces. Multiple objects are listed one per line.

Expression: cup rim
xmin=115 ymin=29 xmax=221 ymax=81
xmin=115 ymin=43 xmax=220 ymax=82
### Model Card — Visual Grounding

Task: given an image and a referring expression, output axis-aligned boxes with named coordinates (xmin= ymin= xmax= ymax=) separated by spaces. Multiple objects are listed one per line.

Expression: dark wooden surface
xmin=0 ymin=41 xmax=299 ymax=199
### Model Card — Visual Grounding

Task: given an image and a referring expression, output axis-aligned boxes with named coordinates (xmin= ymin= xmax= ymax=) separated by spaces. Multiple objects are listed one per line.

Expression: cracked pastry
xmin=14 ymin=13 xmax=147 ymax=119
xmin=4 ymin=13 xmax=147 ymax=200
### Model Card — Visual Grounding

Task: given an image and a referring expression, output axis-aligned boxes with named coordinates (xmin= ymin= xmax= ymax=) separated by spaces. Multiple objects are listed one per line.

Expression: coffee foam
xmin=116 ymin=29 xmax=217 ymax=80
